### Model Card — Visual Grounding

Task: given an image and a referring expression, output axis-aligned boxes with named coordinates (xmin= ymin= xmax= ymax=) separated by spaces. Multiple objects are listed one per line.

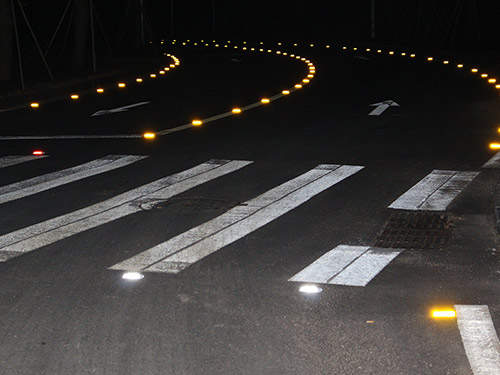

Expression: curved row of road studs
xmin=170 ymin=39 xmax=500 ymax=150
xmin=29 ymin=54 xmax=181 ymax=110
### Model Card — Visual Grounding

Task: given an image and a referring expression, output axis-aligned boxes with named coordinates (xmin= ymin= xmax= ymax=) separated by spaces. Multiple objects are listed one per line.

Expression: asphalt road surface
xmin=2 ymin=40 xmax=500 ymax=375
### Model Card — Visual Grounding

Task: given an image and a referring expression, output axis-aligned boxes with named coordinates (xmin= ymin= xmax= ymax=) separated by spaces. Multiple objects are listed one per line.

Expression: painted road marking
xmin=482 ymin=151 xmax=500 ymax=168
xmin=0 ymin=134 xmax=142 ymax=140
xmin=0 ymin=159 xmax=252 ymax=262
xmin=110 ymin=164 xmax=364 ymax=274
xmin=389 ymin=170 xmax=479 ymax=211
xmin=0 ymin=155 xmax=49 ymax=169
xmin=288 ymin=245 xmax=403 ymax=287
xmin=368 ymin=100 xmax=399 ymax=116
xmin=0 ymin=155 xmax=146 ymax=205
xmin=455 ymin=305 xmax=500 ymax=375
xmin=91 ymin=102 xmax=150 ymax=116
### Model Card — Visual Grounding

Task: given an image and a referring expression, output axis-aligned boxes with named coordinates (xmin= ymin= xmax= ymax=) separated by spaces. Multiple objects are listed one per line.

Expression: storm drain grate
xmin=373 ymin=212 xmax=453 ymax=250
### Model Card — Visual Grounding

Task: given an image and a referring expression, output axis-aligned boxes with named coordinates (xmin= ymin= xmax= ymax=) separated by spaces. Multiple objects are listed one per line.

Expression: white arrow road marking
xmin=0 ymin=155 xmax=146 ymax=205
xmin=109 ymin=164 xmax=364 ymax=274
xmin=389 ymin=170 xmax=479 ymax=211
xmin=91 ymin=101 xmax=150 ymax=116
xmin=288 ymin=245 xmax=403 ymax=287
xmin=0 ymin=155 xmax=49 ymax=169
xmin=368 ymin=100 xmax=400 ymax=116
xmin=0 ymin=159 xmax=252 ymax=262
xmin=455 ymin=305 xmax=500 ymax=375
xmin=482 ymin=151 xmax=500 ymax=168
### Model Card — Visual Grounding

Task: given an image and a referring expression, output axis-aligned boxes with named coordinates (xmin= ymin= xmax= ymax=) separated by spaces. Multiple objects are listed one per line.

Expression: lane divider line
xmin=0 ymin=155 xmax=49 ymax=169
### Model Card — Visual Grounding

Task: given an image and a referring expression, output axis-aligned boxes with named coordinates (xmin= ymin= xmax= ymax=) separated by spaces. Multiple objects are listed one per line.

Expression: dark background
xmin=2 ymin=0 xmax=500 ymax=91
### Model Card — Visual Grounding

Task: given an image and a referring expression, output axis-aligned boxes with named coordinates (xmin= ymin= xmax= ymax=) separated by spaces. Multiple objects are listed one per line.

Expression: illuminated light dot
xmin=278 ymin=42 xmax=282 ymax=45
xmin=282 ymin=52 xmax=287 ymax=56
xmin=143 ymin=132 xmax=156 ymax=139
xmin=70 ymin=94 xmax=79 ymax=100
xmin=242 ymin=47 xmax=247 ymax=50
xmin=377 ymin=49 xmax=382 ymax=53
xmin=342 ymin=46 xmax=347 ymax=50
xmin=30 ymin=102 xmax=39 ymax=108
xmin=310 ymin=44 xmax=314 ymax=47
xmin=267 ymin=49 xmax=272 ymax=53
xmin=294 ymin=84 xmax=303 ymax=89
xmin=159 ymin=70 xmax=165 ymax=74
xmin=215 ymin=44 xmax=219 ymax=47
xmin=410 ymin=54 xmax=416 ymax=58
xmin=193 ymin=42 xmax=197 ymax=45
xmin=260 ymin=41 xmax=264 ymax=44
xmin=234 ymin=46 xmax=238 ymax=49
xmin=96 ymin=88 xmax=104 ymax=93
xmin=290 ymin=54 xmax=295 ymax=57
xmin=401 ymin=52 xmax=406 ymax=56
xmin=457 ymin=64 xmax=464 ymax=68
xmin=308 ymin=62 xmax=313 ymax=66
xmin=431 ymin=309 xmax=456 ymax=319
xmin=481 ymin=73 xmax=489 ymax=78
xmin=302 ymin=79 xmax=310 ymax=83
xmin=490 ymin=143 xmax=500 ymax=149
xmin=389 ymin=51 xmax=394 ymax=55
xmin=165 ymin=68 xmax=170 ymax=71
xmin=122 ymin=272 xmax=144 ymax=280
xmin=307 ymin=74 xmax=314 ymax=78
xmin=276 ymin=51 xmax=281 ymax=54
xmin=427 ymin=57 xmax=433 ymax=61
xmin=182 ymin=42 xmax=186 ymax=45
xmin=32 ymin=150 xmax=45 ymax=156
xmin=232 ymin=108 xmax=242 ymax=114
xmin=443 ymin=60 xmax=450 ymax=64
xmin=471 ymin=68 xmax=478 ymax=73
xmin=251 ymin=47 xmax=255 ymax=51
xmin=150 ymin=74 xmax=156 ymax=78
xmin=496 ymin=84 xmax=500 ymax=89
xmin=282 ymin=90 xmax=290 ymax=95
xmin=366 ymin=48 xmax=371 ymax=52
xmin=294 ymin=43 xmax=298 ymax=46
xmin=118 ymin=83 xmax=126 ymax=88
xmin=326 ymin=45 xmax=331 ymax=48
xmin=301 ymin=58 xmax=306 ymax=61
xmin=259 ymin=48 xmax=264 ymax=52
xmin=353 ymin=47 xmax=358 ymax=51
xmin=489 ymin=78 xmax=497 ymax=84
xmin=192 ymin=120 xmax=203 ymax=126
xmin=261 ymin=98 xmax=270 ymax=104
xmin=170 ymin=64 xmax=175 ymax=68
xmin=299 ymin=285 xmax=322 ymax=294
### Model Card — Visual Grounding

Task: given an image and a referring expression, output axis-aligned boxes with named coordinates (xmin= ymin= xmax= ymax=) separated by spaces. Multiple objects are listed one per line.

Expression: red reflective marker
xmin=32 ymin=150 xmax=45 ymax=156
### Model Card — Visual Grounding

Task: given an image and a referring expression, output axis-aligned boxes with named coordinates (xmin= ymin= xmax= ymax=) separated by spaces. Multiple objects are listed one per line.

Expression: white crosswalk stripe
xmin=288 ymin=245 xmax=403 ymax=287
xmin=109 ymin=164 xmax=364 ymax=274
xmin=0 ymin=159 xmax=252 ymax=262
xmin=389 ymin=170 xmax=478 ymax=211
xmin=0 ymin=155 xmax=147 ymax=205
xmin=482 ymin=151 xmax=500 ymax=168
xmin=455 ymin=305 xmax=500 ymax=375
xmin=0 ymin=155 xmax=49 ymax=169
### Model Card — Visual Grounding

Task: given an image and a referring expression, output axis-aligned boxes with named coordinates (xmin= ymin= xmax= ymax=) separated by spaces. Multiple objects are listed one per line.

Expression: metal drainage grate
xmin=373 ymin=212 xmax=453 ymax=250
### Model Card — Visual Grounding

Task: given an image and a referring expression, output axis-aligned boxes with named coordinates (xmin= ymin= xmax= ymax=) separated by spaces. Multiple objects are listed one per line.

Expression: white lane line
xmin=482 ymin=151 xmax=500 ymax=168
xmin=389 ymin=170 xmax=479 ymax=211
xmin=110 ymin=164 xmax=364 ymax=274
xmin=288 ymin=245 xmax=403 ymax=287
xmin=0 ymin=159 xmax=252 ymax=262
xmin=0 ymin=155 xmax=147 ymax=205
xmin=455 ymin=305 xmax=500 ymax=375
xmin=0 ymin=155 xmax=49 ymax=168
xmin=0 ymin=134 xmax=142 ymax=140
xmin=92 ymin=101 xmax=150 ymax=116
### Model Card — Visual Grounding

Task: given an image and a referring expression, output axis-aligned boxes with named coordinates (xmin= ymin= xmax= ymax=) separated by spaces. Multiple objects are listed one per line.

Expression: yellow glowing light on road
xmin=192 ymin=120 xmax=203 ymax=126
xmin=308 ymin=74 xmax=314 ymax=78
xmin=427 ymin=57 xmax=433 ymax=61
xmin=159 ymin=70 xmax=165 ymax=74
xmin=471 ymin=68 xmax=478 ymax=73
xmin=232 ymin=108 xmax=242 ymax=114
xmin=150 ymin=74 xmax=156 ymax=78
xmin=143 ymin=132 xmax=156 ymax=139
xmin=389 ymin=51 xmax=394 ymax=55
xmin=366 ymin=48 xmax=371 ymax=52
xmin=261 ymin=98 xmax=270 ymax=104
xmin=294 ymin=43 xmax=298 ymax=46
xmin=377 ymin=49 xmax=382 ymax=53
xmin=170 ymin=64 xmax=175 ymax=68
xmin=496 ymin=84 xmax=500 ymax=89
xmin=276 ymin=51 xmax=281 ymax=54
xmin=118 ymin=83 xmax=126 ymax=88
xmin=401 ymin=52 xmax=406 ymax=56
xmin=294 ymin=84 xmax=302 ymax=89
xmin=310 ymin=44 xmax=314 ymax=47
xmin=30 ymin=102 xmax=39 ymax=108
xmin=326 ymin=45 xmax=331 ymax=48
xmin=342 ymin=46 xmax=347 ymax=50
xmin=70 ymin=94 xmax=79 ymax=100
xmin=488 ymin=78 xmax=497 ymax=84
xmin=302 ymin=79 xmax=310 ymax=83
xmin=96 ymin=88 xmax=104 ymax=93
xmin=431 ymin=309 xmax=456 ymax=319
xmin=135 ymin=78 xmax=143 ymax=83
xmin=457 ymin=64 xmax=464 ymax=68
xmin=282 ymin=90 xmax=290 ymax=95
xmin=353 ymin=47 xmax=357 ymax=50
xmin=490 ymin=143 xmax=500 ymax=149
xmin=481 ymin=73 xmax=489 ymax=78
xmin=410 ymin=54 xmax=416 ymax=58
